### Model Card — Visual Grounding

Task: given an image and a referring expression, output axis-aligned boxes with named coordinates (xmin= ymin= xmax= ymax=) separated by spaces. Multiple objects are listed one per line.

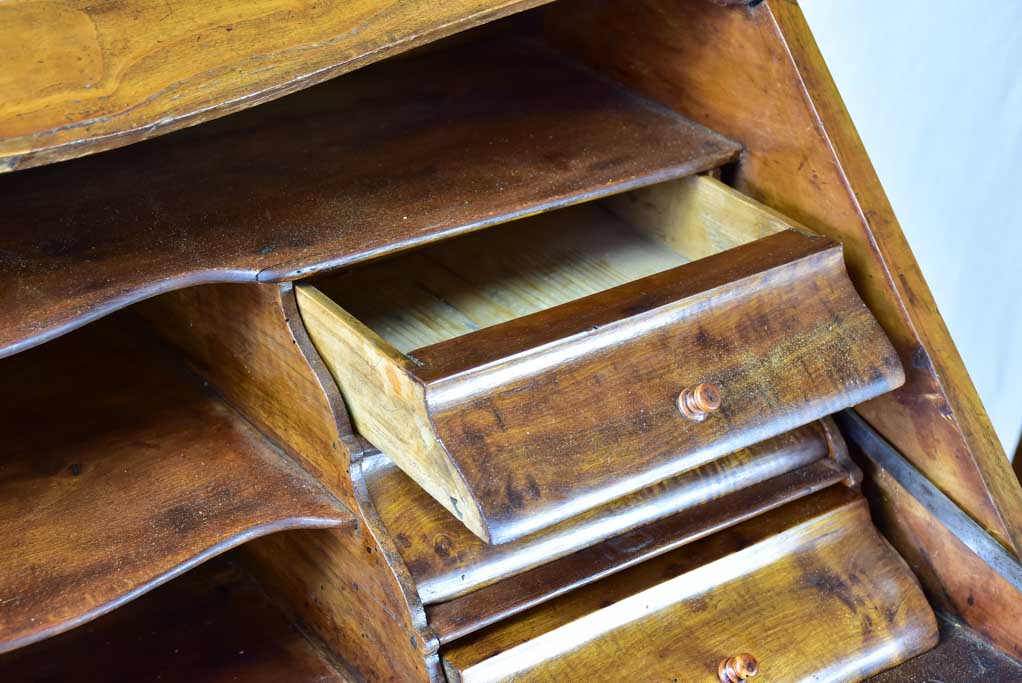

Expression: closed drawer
xmin=439 ymin=488 xmax=937 ymax=683
xmin=297 ymin=176 xmax=903 ymax=543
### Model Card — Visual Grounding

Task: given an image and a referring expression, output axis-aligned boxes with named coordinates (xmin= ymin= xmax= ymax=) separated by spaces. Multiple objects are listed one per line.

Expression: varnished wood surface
xmin=0 ymin=0 xmax=551 ymax=171
xmin=303 ymin=227 xmax=903 ymax=543
xmin=545 ymin=0 xmax=1022 ymax=555
xmin=863 ymin=447 xmax=1022 ymax=662
xmin=0 ymin=312 xmax=350 ymax=653
xmin=0 ymin=33 xmax=740 ymax=360
xmin=0 ymin=558 xmax=352 ymax=682
xmin=140 ymin=282 xmax=443 ymax=680
xmin=440 ymin=488 xmax=937 ymax=682
xmin=426 ymin=458 xmax=846 ymax=644
xmin=366 ymin=422 xmax=834 ymax=604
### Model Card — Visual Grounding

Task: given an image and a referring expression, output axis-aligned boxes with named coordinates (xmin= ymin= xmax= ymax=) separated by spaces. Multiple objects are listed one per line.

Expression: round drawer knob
xmin=718 ymin=653 xmax=759 ymax=682
xmin=677 ymin=383 xmax=722 ymax=421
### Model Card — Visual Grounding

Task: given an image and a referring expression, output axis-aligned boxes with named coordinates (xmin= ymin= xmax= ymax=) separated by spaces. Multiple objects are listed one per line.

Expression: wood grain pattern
xmin=302 ymin=228 xmax=903 ymax=543
xmin=426 ymin=458 xmax=848 ymax=644
xmin=139 ymin=282 xmax=442 ymax=680
xmin=365 ymin=422 xmax=835 ymax=604
xmin=0 ymin=312 xmax=350 ymax=654
xmin=863 ymin=453 xmax=1022 ymax=662
xmin=0 ymin=0 xmax=552 ymax=171
xmin=139 ymin=283 xmax=359 ymax=507
xmin=0 ymin=558 xmax=352 ymax=682
xmin=440 ymin=488 xmax=937 ymax=682
xmin=0 ymin=33 xmax=740 ymax=360
xmin=329 ymin=176 xmax=785 ymax=353
xmin=545 ymin=0 xmax=1022 ymax=554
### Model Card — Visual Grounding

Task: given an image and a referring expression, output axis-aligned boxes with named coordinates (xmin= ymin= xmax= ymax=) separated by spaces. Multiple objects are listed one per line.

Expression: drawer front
xmin=365 ymin=420 xmax=847 ymax=605
xmin=440 ymin=489 xmax=937 ymax=683
xmin=297 ymin=179 xmax=904 ymax=544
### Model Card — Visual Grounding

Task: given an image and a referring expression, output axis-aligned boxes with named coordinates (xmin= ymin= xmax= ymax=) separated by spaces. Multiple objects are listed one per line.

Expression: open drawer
xmin=297 ymin=176 xmax=904 ymax=543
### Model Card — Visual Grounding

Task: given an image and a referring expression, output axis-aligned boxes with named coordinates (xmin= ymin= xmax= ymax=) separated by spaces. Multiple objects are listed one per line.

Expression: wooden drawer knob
xmin=718 ymin=653 xmax=759 ymax=682
xmin=677 ymin=383 xmax=722 ymax=421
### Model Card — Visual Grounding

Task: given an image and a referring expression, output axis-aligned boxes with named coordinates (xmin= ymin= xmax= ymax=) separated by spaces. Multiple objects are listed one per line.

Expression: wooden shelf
xmin=0 ymin=33 xmax=740 ymax=359
xmin=0 ymin=313 xmax=351 ymax=653
xmin=0 ymin=0 xmax=550 ymax=171
xmin=0 ymin=558 xmax=351 ymax=682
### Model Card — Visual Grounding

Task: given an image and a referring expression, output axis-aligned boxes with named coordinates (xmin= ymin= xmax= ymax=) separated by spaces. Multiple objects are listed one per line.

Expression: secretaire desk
xmin=2 ymin=2 xmax=1022 ymax=681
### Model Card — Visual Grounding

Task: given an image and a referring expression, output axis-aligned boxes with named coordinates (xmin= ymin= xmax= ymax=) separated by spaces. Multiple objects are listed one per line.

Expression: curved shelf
xmin=0 ymin=559 xmax=350 ymax=682
xmin=0 ymin=33 xmax=740 ymax=359
xmin=0 ymin=0 xmax=548 ymax=171
xmin=0 ymin=313 xmax=351 ymax=653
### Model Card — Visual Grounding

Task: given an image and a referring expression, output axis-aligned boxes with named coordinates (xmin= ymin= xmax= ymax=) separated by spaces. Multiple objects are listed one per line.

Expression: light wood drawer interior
xmin=297 ymin=175 xmax=904 ymax=544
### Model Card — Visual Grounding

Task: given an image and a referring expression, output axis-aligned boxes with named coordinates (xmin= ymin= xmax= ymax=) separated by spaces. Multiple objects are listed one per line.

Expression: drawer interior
xmin=311 ymin=175 xmax=790 ymax=353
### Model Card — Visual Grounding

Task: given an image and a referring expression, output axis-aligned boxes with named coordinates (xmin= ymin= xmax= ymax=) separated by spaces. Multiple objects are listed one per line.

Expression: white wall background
xmin=802 ymin=1 xmax=1022 ymax=456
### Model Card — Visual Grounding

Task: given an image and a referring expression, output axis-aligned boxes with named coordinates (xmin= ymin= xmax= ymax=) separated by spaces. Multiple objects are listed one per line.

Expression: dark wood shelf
xmin=0 ymin=558 xmax=351 ymax=682
xmin=0 ymin=33 xmax=740 ymax=359
xmin=0 ymin=313 xmax=352 ymax=653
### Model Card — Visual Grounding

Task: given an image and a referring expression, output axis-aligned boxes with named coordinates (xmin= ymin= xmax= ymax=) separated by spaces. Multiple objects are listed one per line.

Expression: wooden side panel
xmin=296 ymin=284 xmax=487 ymax=540
xmin=545 ymin=0 xmax=1022 ymax=553
xmin=142 ymin=283 xmax=439 ymax=680
xmin=0 ymin=0 xmax=551 ymax=170
xmin=441 ymin=489 xmax=937 ymax=682
xmin=139 ymin=283 xmax=355 ymax=504
xmin=865 ymin=462 xmax=1022 ymax=660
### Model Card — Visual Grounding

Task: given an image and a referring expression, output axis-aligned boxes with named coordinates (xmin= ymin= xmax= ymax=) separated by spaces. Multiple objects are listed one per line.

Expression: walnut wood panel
xmin=139 ymin=282 xmax=442 ymax=680
xmin=0 ymin=312 xmax=350 ymax=653
xmin=139 ymin=283 xmax=358 ymax=507
xmin=545 ymin=0 xmax=1022 ymax=554
xmin=0 ymin=34 xmax=740 ymax=360
xmin=866 ymin=463 xmax=1022 ymax=662
xmin=427 ymin=458 xmax=848 ymax=644
xmin=0 ymin=0 xmax=552 ymax=171
xmin=440 ymin=488 xmax=937 ymax=682
xmin=301 ymin=229 xmax=903 ymax=543
xmin=366 ymin=422 xmax=836 ymax=604
xmin=0 ymin=559 xmax=351 ymax=682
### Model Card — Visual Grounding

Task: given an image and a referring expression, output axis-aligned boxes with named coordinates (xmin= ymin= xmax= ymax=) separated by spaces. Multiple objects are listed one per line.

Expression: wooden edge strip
xmin=837 ymin=410 xmax=1022 ymax=590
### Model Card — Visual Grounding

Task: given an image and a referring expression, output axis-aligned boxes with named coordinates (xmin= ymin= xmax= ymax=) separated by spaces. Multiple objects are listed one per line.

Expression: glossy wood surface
xmin=302 ymin=227 xmax=903 ymax=543
xmin=440 ymin=488 xmax=937 ymax=682
xmin=864 ymin=453 xmax=1022 ymax=662
xmin=140 ymin=282 xmax=443 ymax=680
xmin=0 ymin=312 xmax=350 ymax=654
xmin=427 ymin=458 xmax=847 ymax=644
xmin=0 ymin=559 xmax=351 ymax=682
xmin=545 ymin=0 xmax=1022 ymax=554
xmin=0 ymin=0 xmax=551 ymax=171
xmin=0 ymin=33 xmax=739 ymax=360
xmin=366 ymin=422 xmax=835 ymax=604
